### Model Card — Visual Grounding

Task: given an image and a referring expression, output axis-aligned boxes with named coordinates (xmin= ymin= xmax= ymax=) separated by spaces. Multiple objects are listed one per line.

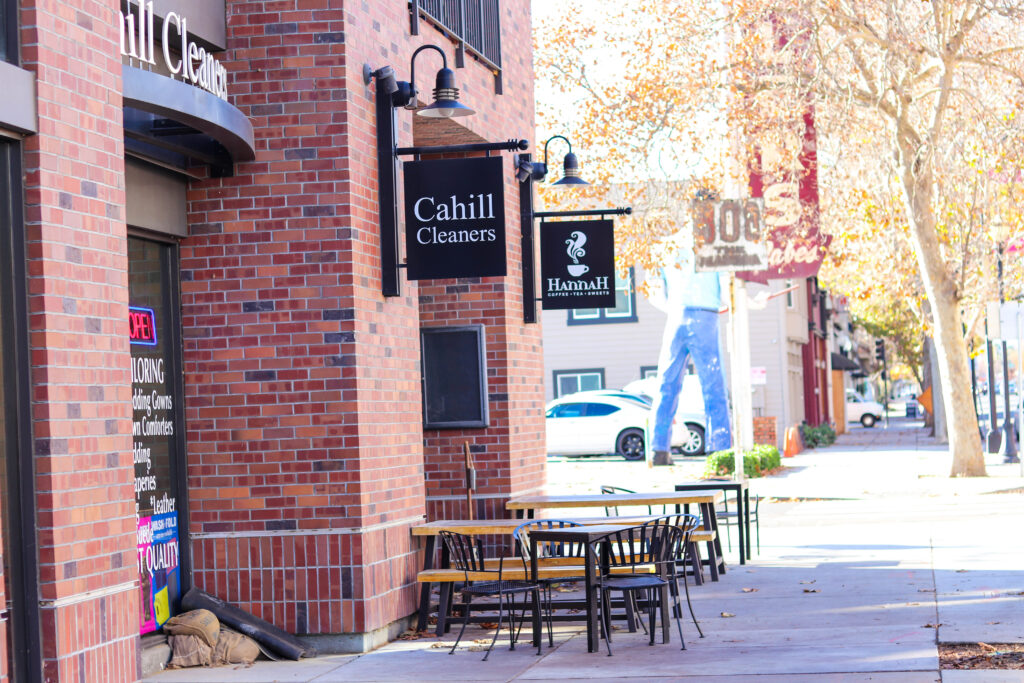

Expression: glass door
xmin=128 ymin=236 xmax=188 ymax=634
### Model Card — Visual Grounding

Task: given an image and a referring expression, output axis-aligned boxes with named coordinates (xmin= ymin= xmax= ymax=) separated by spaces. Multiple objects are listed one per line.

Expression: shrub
xmin=800 ymin=423 xmax=837 ymax=448
xmin=703 ymin=444 xmax=781 ymax=478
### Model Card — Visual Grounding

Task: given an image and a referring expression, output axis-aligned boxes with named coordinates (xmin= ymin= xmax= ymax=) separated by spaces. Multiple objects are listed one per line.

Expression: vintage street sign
xmin=693 ymin=198 xmax=767 ymax=272
xmin=404 ymin=156 xmax=506 ymax=280
xmin=540 ymin=219 xmax=616 ymax=310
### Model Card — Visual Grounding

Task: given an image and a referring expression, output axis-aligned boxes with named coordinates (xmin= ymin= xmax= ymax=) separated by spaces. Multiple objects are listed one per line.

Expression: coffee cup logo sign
xmin=119 ymin=0 xmax=229 ymax=101
xmin=541 ymin=220 xmax=616 ymax=310
xmin=565 ymin=231 xmax=589 ymax=277
xmin=403 ymin=157 xmax=507 ymax=280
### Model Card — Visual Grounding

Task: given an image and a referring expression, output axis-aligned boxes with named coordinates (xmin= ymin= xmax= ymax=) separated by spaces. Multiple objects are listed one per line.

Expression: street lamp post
xmin=997 ymin=242 xmax=1019 ymax=462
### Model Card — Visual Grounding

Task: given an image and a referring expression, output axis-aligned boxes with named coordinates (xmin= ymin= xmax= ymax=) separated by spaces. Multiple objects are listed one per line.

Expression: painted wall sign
xmin=403 ymin=156 xmax=507 ymax=280
xmin=692 ymin=198 xmax=767 ymax=272
xmin=741 ymin=109 xmax=830 ymax=282
xmin=129 ymin=306 xmax=158 ymax=346
xmin=119 ymin=0 xmax=229 ymax=100
xmin=540 ymin=219 xmax=616 ymax=310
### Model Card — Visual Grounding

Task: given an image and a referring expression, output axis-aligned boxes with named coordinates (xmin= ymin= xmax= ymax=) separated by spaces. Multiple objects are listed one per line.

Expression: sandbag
xmin=163 ymin=609 xmax=220 ymax=648
xmin=168 ymin=634 xmax=212 ymax=669
xmin=182 ymin=588 xmax=316 ymax=660
xmin=212 ymin=626 xmax=260 ymax=666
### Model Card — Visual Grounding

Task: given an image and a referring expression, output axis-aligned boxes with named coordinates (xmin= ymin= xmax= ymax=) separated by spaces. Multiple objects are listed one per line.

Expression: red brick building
xmin=0 ymin=0 xmax=543 ymax=679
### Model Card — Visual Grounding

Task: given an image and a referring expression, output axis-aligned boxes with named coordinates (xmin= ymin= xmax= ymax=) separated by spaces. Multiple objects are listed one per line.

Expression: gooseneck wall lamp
xmin=364 ymin=44 xmax=474 ymax=118
xmin=516 ymin=135 xmax=589 ymax=186
xmin=365 ymin=44 xmax=524 ymax=297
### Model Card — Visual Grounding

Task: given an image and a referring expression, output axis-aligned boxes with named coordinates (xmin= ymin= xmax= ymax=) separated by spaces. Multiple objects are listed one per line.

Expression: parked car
xmin=545 ymin=394 xmax=703 ymax=460
xmin=846 ymin=389 xmax=884 ymax=428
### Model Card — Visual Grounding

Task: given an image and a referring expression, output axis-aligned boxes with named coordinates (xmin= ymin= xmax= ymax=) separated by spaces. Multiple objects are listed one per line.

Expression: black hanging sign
xmin=403 ymin=156 xmax=507 ymax=280
xmin=540 ymin=219 xmax=616 ymax=310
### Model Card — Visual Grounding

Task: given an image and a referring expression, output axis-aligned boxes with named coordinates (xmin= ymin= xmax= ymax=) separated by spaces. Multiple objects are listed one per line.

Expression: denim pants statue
xmin=648 ymin=229 xmax=733 ymax=466
xmin=652 ymin=307 xmax=732 ymax=458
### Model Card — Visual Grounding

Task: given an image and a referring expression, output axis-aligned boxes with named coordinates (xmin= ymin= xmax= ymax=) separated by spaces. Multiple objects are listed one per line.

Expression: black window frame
xmin=421 ymin=324 xmax=490 ymax=429
xmin=0 ymin=141 xmax=42 ymax=683
xmin=0 ymin=0 xmax=16 ymax=64
xmin=640 ymin=365 xmax=658 ymax=379
xmin=567 ymin=268 xmax=638 ymax=326
xmin=552 ymin=368 xmax=605 ymax=398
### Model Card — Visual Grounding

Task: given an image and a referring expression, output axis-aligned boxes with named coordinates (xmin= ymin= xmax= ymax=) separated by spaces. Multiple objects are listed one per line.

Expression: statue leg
xmin=686 ymin=309 xmax=732 ymax=453
xmin=653 ymin=325 xmax=691 ymax=465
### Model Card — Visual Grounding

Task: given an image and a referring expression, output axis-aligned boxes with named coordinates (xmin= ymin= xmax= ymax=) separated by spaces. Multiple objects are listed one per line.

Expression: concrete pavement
xmin=144 ymin=420 xmax=1024 ymax=682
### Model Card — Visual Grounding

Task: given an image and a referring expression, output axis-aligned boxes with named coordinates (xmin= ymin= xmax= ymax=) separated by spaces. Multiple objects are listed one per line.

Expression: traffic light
xmin=874 ymin=339 xmax=886 ymax=362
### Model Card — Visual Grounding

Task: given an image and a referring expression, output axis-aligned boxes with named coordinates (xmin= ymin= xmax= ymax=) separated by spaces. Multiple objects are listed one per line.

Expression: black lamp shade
xmin=417 ymin=67 xmax=475 ymax=118
xmin=552 ymin=151 xmax=588 ymax=186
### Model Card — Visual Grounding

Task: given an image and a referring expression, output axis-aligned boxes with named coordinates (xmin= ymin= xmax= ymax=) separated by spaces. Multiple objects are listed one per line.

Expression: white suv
xmin=846 ymin=390 xmax=884 ymax=428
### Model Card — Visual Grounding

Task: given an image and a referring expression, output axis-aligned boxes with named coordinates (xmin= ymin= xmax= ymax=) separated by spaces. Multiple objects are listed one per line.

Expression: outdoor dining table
xmin=675 ymin=479 xmax=751 ymax=565
xmin=411 ymin=515 xmax=692 ymax=633
xmin=506 ymin=491 xmax=724 ymax=571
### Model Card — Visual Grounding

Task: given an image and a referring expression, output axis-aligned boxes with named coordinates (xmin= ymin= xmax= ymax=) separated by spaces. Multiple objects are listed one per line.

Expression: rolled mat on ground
xmin=182 ymin=587 xmax=317 ymax=660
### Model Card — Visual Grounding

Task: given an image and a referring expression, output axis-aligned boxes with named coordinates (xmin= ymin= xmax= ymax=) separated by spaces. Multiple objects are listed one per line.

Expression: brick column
xmin=184 ymin=0 xmax=541 ymax=649
xmin=183 ymin=1 xmax=428 ymax=646
xmin=20 ymin=1 xmax=139 ymax=680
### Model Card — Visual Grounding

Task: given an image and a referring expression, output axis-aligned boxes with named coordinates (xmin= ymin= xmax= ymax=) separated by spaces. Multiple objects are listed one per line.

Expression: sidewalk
xmin=145 ymin=422 xmax=1024 ymax=682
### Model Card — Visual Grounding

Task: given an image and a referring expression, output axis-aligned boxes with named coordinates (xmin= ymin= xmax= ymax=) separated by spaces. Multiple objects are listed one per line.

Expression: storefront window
xmin=128 ymin=237 xmax=184 ymax=634
xmin=0 ymin=4 xmax=7 ymax=62
xmin=0 ymin=0 xmax=11 ymax=63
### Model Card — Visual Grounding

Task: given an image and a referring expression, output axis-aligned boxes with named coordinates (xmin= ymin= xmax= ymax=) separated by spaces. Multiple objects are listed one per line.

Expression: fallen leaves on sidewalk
xmin=802 ymin=588 xmax=821 ymax=593
xmin=940 ymin=642 xmax=1024 ymax=670
xmin=397 ymin=629 xmax=439 ymax=640
xmin=800 ymin=579 xmax=816 ymax=584
xmin=922 ymin=623 xmax=944 ymax=628
xmin=720 ymin=612 xmax=736 ymax=618
xmin=741 ymin=587 xmax=758 ymax=593
xmin=918 ymin=588 xmax=936 ymax=593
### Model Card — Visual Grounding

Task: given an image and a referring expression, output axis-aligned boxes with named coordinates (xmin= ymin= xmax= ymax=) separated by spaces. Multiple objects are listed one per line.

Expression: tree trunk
xmin=897 ymin=152 xmax=986 ymax=476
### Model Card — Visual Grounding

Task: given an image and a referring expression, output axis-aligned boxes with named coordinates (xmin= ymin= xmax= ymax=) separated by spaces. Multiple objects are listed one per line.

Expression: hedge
xmin=703 ymin=444 xmax=782 ymax=478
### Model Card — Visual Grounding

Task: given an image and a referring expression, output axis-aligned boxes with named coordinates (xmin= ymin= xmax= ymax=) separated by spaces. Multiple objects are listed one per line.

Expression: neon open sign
xmin=129 ymin=307 xmax=158 ymax=346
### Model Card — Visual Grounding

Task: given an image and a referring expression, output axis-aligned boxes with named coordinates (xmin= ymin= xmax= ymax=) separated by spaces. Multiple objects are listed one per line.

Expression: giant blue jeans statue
xmin=651 ymin=308 xmax=732 ymax=464
xmin=649 ymin=239 xmax=732 ymax=466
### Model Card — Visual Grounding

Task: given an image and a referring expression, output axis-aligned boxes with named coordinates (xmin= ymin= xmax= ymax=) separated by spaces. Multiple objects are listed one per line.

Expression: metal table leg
xmin=416 ymin=536 xmax=437 ymax=631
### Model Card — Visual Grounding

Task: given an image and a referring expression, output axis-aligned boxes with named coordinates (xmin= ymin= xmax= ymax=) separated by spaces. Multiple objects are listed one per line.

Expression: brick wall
xmin=754 ymin=416 xmax=778 ymax=448
xmin=183 ymin=0 xmax=541 ymax=644
xmin=20 ymin=1 xmax=139 ymax=681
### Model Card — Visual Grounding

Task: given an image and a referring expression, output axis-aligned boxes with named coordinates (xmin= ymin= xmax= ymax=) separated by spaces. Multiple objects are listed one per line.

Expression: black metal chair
xmin=718 ymin=493 xmax=761 ymax=554
xmin=589 ymin=521 xmax=686 ymax=655
xmin=438 ymin=530 xmax=544 ymax=660
xmin=600 ymin=485 xmax=667 ymax=516
xmin=513 ymin=519 xmax=586 ymax=647
xmin=642 ymin=514 xmax=704 ymax=640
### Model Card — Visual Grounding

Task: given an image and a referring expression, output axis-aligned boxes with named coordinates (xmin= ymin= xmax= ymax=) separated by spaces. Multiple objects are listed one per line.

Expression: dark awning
xmin=831 ymin=352 xmax=862 ymax=372
xmin=122 ymin=66 xmax=255 ymax=176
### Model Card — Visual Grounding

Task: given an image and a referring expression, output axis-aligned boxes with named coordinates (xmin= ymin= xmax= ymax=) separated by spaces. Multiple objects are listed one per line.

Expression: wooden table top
xmin=411 ymin=514 xmax=694 ymax=536
xmin=506 ymin=490 xmax=722 ymax=510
